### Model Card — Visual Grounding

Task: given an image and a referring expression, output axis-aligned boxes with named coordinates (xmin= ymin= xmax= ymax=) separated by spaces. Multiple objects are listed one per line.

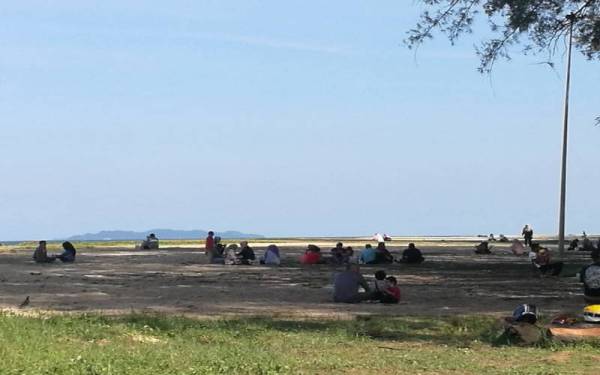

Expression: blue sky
xmin=1 ymin=1 xmax=599 ymax=240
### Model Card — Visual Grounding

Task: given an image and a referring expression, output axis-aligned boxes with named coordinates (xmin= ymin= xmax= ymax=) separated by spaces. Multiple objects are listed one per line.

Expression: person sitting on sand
xmin=375 ymin=242 xmax=393 ymax=264
xmin=260 ymin=244 xmax=281 ymax=265
xmin=489 ymin=233 xmax=497 ymax=242
xmin=208 ymin=237 xmax=225 ymax=264
xmin=32 ymin=240 xmax=56 ymax=263
xmin=224 ymin=244 xmax=238 ymax=265
xmin=342 ymin=247 xmax=354 ymax=264
xmin=529 ymin=243 xmax=563 ymax=276
xmin=568 ymin=238 xmax=580 ymax=251
xmin=359 ymin=244 xmax=377 ymax=264
xmin=371 ymin=270 xmax=388 ymax=300
xmin=300 ymin=244 xmax=322 ymax=264
xmin=141 ymin=233 xmax=159 ymax=250
xmin=236 ymin=241 xmax=255 ymax=265
xmin=510 ymin=239 xmax=526 ymax=256
xmin=333 ymin=264 xmax=372 ymax=303
xmin=498 ymin=234 xmax=509 ymax=242
xmin=398 ymin=243 xmax=424 ymax=264
xmin=580 ymin=249 xmax=600 ymax=304
xmin=330 ymin=242 xmax=345 ymax=264
xmin=214 ymin=236 xmax=225 ymax=257
xmin=581 ymin=236 xmax=595 ymax=252
xmin=474 ymin=241 xmax=492 ymax=254
xmin=56 ymin=241 xmax=76 ymax=263
xmin=380 ymin=276 xmax=400 ymax=304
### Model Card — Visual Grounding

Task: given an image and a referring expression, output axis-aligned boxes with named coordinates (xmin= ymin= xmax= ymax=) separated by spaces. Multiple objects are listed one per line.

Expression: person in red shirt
xmin=205 ymin=231 xmax=215 ymax=255
xmin=300 ymin=244 xmax=322 ymax=264
xmin=380 ymin=276 xmax=400 ymax=304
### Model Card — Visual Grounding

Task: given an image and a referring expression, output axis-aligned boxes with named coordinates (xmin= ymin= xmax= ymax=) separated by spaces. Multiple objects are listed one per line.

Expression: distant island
xmin=64 ymin=229 xmax=264 ymax=241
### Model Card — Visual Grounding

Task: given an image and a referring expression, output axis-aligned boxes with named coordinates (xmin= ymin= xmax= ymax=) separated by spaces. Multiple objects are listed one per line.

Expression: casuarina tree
xmin=406 ymin=1 xmax=600 ymax=73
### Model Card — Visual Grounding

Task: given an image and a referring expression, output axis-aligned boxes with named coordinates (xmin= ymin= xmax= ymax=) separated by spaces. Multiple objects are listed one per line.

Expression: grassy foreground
xmin=1 ymin=313 xmax=599 ymax=374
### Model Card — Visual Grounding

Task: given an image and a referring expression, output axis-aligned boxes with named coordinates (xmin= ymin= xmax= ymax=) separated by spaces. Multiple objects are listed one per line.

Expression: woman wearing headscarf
xmin=57 ymin=241 xmax=77 ymax=263
xmin=260 ymin=244 xmax=281 ymax=265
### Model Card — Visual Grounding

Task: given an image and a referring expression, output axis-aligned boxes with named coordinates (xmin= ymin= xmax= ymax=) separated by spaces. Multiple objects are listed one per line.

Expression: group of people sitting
xmin=300 ymin=242 xmax=424 ymax=265
xmin=32 ymin=241 xmax=77 ymax=263
xmin=333 ymin=264 xmax=401 ymax=304
xmin=568 ymin=233 xmax=600 ymax=252
xmin=204 ymin=232 xmax=281 ymax=265
xmin=139 ymin=233 xmax=159 ymax=250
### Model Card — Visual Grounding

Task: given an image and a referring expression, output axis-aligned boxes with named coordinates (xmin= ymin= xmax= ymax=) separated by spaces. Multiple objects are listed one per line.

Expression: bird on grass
xmin=19 ymin=296 xmax=30 ymax=308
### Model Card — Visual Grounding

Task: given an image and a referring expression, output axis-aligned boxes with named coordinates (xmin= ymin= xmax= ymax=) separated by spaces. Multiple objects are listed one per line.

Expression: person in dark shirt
xmin=375 ymin=242 xmax=394 ymax=264
xmin=474 ymin=241 xmax=492 ymax=254
xmin=236 ymin=241 xmax=255 ymax=265
xmin=522 ymin=225 xmax=533 ymax=247
xmin=333 ymin=264 xmax=372 ymax=303
xmin=330 ymin=242 xmax=345 ymax=264
xmin=568 ymin=238 xmax=580 ymax=251
xmin=580 ymin=250 xmax=600 ymax=303
xmin=398 ymin=243 xmax=424 ymax=264
xmin=141 ymin=233 xmax=159 ymax=250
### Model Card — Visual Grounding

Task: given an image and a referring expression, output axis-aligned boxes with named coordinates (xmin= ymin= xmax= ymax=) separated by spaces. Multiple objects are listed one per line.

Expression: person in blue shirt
xmin=359 ymin=244 xmax=377 ymax=264
xmin=56 ymin=241 xmax=76 ymax=263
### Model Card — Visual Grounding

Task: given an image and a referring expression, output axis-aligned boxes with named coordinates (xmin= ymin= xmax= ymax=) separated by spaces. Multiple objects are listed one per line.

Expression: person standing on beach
xmin=522 ymin=225 xmax=533 ymax=247
xmin=205 ymin=231 xmax=215 ymax=255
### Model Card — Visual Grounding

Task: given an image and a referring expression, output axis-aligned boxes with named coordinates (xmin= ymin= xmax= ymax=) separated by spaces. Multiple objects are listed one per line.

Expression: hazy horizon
xmin=2 ymin=1 xmax=599 ymax=241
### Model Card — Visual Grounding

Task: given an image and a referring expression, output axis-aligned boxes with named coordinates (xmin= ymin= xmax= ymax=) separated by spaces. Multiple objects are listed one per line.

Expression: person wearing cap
xmin=205 ymin=231 xmax=215 ymax=255
xmin=580 ymin=249 xmax=600 ymax=303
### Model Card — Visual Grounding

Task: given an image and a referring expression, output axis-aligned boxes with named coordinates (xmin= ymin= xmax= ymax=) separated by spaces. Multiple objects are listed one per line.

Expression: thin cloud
xmin=183 ymin=31 xmax=352 ymax=55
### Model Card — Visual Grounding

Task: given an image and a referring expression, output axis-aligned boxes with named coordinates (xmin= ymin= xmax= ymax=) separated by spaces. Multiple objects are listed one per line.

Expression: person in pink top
xmin=205 ymin=231 xmax=215 ymax=255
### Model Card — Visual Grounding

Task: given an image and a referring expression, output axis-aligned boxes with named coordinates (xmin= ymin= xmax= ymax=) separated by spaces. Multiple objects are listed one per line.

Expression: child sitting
xmin=372 ymin=270 xmax=388 ymax=300
xmin=342 ymin=247 xmax=354 ymax=264
xmin=380 ymin=276 xmax=401 ymax=304
xmin=224 ymin=244 xmax=239 ymax=265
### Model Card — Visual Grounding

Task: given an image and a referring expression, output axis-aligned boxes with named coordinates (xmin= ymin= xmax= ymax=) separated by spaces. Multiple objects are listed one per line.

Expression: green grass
xmin=1 ymin=313 xmax=599 ymax=374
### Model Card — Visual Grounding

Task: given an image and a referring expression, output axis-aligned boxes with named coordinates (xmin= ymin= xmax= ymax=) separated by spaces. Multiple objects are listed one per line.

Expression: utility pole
xmin=558 ymin=13 xmax=576 ymax=257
